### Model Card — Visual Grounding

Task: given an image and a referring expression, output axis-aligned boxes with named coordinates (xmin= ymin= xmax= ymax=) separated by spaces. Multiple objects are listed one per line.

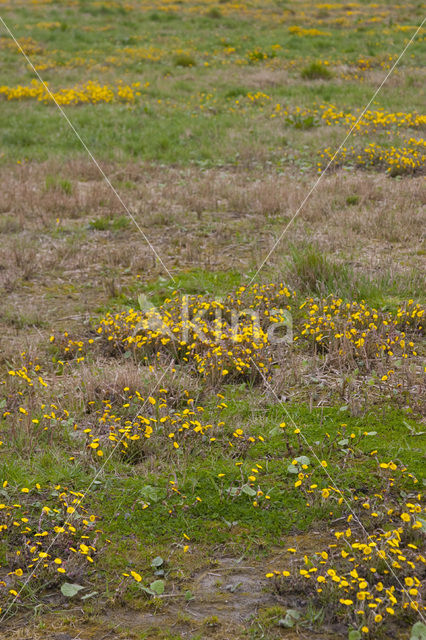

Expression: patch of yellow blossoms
xmin=0 ymin=482 xmax=102 ymax=613
xmin=319 ymin=138 xmax=426 ymax=176
xmin=266 ymin=502 xmax=425 ymax=636
xmin=0 ymin=79 xmax=146 ymax=105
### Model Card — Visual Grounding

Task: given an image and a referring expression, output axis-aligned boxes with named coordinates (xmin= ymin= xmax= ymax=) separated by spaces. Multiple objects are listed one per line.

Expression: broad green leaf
xmin=278 ymin=609 xmax=301 ymax=628
xmin=278 ymin=617 xmax=294 ymax=628
xmin=348 ymin=631 xmax=361 ymax=640
xmin=242 ymin=484 xmax=257 ymax=497
xmin=286 ymin=609 xmax=301 ymax=619
xmin=269 ymin=426 xmax=281 ymax=437
xmin=150 ymin=579 xmax=165 ymax=595
xmin=411 ymin=623 xmax=426 ymax=640
xmin=151 ymin=556 xmax=164 ymax=568
xmin=61 ymin=583 xmax=84 ymax=597
xmin=140 ymin=485 xmax=162 ymax=503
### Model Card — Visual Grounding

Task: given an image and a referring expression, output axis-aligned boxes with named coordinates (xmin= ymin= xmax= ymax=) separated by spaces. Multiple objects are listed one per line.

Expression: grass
xmin=89 ymin=215 xmax=130 ymax=231
xmin=284 ymin=244 xmax=424 ymax=305
xmin=0 ymin=1 xmax=425 ymax=639
xmin=0 ymin=0 xmax=424 ymax=166
xmin=301 ymin=61 xmax=333 ymax=80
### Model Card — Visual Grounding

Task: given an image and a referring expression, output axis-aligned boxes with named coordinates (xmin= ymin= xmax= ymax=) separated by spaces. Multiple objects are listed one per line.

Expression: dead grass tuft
xmin=64 ymin=360 xmax=202 ymax=412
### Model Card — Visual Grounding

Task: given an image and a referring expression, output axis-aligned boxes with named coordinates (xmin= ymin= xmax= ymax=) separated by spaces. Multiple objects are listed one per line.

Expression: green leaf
xmin=287 ymin=464 xmax=299 ymax=474
xmin=278 ymin=609 xmax=300 ymax=628
xmin=338 ymin=438 xmax=349 ymax=446
xmin=139 ymin=485 xmax=162 ymax=503
xmin=278 ymin=617 xmax=293 ymax=628
xmin=241 ymin=484 xmax=257 ymax=497
xmin=365 ymin=431 xmax=377 ymax=436
xmin=286 ymin=609 xmax=300 ymax=619
xmin=61 ymin=583 xmax=84 ymax=598
xmin=269 ymin=426 xmax=281 ymax=437
xmin=150 ymin=579 xmax=165 ymax=595
xmin=185 ymin=590 xmax=194 ymax=601
xmin=411 ymin=622 xmax=426 ymax=640
xmin=348 ymin=631 xmax=361 ymax=640
xmin=296 ymin=456 xmax=310 ymax=466
xmin=151 ymin=556 xmax=164 ymax=568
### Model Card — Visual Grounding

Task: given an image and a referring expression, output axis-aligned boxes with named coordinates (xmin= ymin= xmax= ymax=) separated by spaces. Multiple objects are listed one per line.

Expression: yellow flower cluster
xmin=83 ymin=388 xmax=224 ymax=462
xmin=280 ymin=104 xmax=425 ymax=134
xmin=0 ymin=35 xmax=43 ymax=55
xmin=319 ymin=138 xmax=426 ymax=175
xmin=266 ymin=501 xmax=425 ymax=635
xmin=51 ymin=287 xmax=423 ymax=388
xmin=246 ymin=48 xmax=276 ymax=63
xmin=0 ymin=79 xmax=145 ymax=106
xmin=97 ymin=283 xmax=294 ymax=383
xmin=289 ymin=26 xmax=331 ymax=37
xmin=0 ymin=481 xmax=102 ymax=611
xmin=295 ymin=298 xmax=424 ymax=362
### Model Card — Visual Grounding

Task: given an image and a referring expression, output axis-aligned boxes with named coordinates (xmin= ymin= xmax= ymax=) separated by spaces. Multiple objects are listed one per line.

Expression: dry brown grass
xmin=63 ymin=360 xmax=202 ymax=410
xmin=0 ymin=159 xmax=424 ymax=375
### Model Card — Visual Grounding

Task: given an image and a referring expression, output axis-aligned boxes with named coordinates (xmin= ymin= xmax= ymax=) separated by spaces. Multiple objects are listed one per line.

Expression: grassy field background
xmin=0 ymin=1 xmax=425 ymax=639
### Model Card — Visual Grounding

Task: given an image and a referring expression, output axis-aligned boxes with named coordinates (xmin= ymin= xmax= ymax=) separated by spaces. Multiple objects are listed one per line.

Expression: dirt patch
xmin=0 ymin=550 xmax=355 ymax=639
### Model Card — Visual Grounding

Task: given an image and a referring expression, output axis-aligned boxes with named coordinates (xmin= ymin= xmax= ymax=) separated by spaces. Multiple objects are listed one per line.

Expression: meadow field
xmin=0 ymin=1 xmax=425 ymax=638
